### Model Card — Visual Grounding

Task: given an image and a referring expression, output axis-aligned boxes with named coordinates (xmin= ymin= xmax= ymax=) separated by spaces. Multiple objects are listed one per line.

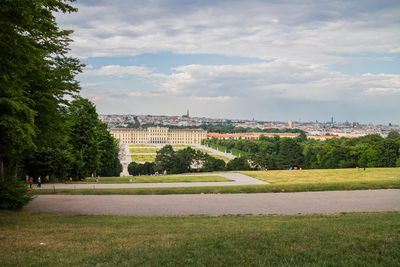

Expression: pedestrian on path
xmin=37 ymin=176 xmax=42 ymax=188
xmin=28 ymin=176 xmax=33 ymax=189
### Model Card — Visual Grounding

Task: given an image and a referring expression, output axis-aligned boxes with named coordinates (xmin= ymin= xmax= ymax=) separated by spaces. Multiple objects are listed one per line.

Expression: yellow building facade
xmin=110 ymin=127 xmax=207 ymax=144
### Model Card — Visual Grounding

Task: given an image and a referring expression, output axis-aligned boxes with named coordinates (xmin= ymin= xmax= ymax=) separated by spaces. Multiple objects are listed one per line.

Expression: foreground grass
xmin=1 ymin=211 xmax=399 ymax=266
xmin=240 ymin=167 xmax=400 ymax=184
xmin=83 ymin=175 xmax=230 ymax=183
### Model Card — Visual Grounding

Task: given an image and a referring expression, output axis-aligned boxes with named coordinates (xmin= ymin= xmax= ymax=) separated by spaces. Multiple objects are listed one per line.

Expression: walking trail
xmin=25 ymin=189 xmax=400 ymax=216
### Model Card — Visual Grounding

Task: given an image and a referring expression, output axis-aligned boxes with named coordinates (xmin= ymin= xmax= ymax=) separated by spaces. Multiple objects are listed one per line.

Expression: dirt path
xmin=25 ymin=189 xmax=400 ymax=216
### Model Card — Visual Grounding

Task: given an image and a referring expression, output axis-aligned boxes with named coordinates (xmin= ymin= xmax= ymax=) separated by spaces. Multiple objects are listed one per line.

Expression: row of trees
xmin=203 ymin=132 xmax=400 ymax=170
xmin=24 ymin=97 xmax=122 ymax=181
xmin=128 ymin=146 xmax=228 ymax=175
xmin=0 ymin=1 xmax=121 ymax=208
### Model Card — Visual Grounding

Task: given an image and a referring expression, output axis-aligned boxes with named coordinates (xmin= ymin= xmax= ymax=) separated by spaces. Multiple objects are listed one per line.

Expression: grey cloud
xmin=157 ymin=61 xmax=400 ymax=103
xmin=57 ymin=0 xmax=400 ymax=62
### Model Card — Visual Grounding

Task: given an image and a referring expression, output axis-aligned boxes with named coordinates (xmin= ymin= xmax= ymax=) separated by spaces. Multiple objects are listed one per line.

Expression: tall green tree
xmin=0 ymin=0 xmax=81 ymax=182
xmin=68 ymin=98 xmax=101 ymax=179
xmin=97 ymin=123 xmax=122 ymax=177
xmin=226 ymin=157 xmax=251 ymax=171
xmin=377 ymin=140 xmax=399 ymax=167
xmin=276 ymin=138 xmax=304 ymax=169
xmin=154 ymin=145 xmax=176 ymax=173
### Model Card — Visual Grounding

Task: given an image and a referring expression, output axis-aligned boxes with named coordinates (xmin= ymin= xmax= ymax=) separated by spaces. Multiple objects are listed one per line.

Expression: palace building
xmin=110 ymin=127 xmax=207 ymax=144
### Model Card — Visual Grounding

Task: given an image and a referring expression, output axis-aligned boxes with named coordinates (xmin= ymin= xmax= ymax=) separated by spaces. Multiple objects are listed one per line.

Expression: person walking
xmin=37 ymin=176 xmax=42 ymax=188
xmin=28 ymin=176 xmax=33 ymax=189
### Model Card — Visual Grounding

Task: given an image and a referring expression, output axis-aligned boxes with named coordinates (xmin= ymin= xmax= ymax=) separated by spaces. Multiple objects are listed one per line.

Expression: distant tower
xmin=331 ymin=116 xmax=334 ymax=125
xmin=182 ymin=109 xmax=189 ymax=118
xmin=288 ymin=120 xmax=293 ymax=129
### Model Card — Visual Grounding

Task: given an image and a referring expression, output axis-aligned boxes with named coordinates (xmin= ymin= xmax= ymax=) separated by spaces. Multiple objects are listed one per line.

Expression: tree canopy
xmin=204 ymin=132 xmax=400 ymax=170
xmin=0 ymin=0 xmax=121 ymax=187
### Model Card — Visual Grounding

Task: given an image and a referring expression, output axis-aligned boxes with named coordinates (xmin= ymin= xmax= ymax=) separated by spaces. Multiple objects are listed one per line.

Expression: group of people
xmin=26 ymin=176 xmax=41 ymax=188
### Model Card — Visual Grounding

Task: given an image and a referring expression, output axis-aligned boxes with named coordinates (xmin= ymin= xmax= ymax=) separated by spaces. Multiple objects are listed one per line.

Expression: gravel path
xmin=25 ymin=189 xmax=400 ymax=216
xmin=35 ymin=173 xmax=267 ymax=189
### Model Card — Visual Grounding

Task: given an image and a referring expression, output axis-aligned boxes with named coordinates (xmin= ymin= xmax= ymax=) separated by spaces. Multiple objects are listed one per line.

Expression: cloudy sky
xmin=58 ymin=0 xmax=400 ymax=123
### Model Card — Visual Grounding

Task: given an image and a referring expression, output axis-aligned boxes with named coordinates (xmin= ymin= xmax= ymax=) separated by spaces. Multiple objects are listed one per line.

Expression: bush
xmin=0 ymin=181 xmax=32 ymax=210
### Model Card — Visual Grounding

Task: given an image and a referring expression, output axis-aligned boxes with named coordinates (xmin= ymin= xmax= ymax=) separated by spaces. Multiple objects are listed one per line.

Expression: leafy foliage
xmin=129 ymin=146 xmax=229 ymax=175
xmin=205 ymin=132 xmax=400 ymax=170
xmin=0 ymin=1 xmax=121 ymax=208
xmin=226 ymin=157 xmax=252 ymax=170
xmin=0 ymin=180 xmax=31 ymax=210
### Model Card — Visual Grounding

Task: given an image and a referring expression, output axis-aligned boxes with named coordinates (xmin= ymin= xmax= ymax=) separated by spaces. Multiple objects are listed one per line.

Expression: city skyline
xmin=100 ymin=111 xmax=398 ymax=126
xmin=57 ymin=0 xmax=400 ymax=124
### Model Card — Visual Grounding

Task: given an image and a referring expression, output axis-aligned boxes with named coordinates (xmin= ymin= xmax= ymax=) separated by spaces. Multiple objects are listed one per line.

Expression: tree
xmin=276 ymin=138 xmax=304 ymax=169
xmin=68 ymin=98 xmax=102 ymax=179
xmin=377 ymin=140 xmax=399 ymax=167
xmin=128 ymin=162 xmax=140 ymax=176
xmin=128 ymin=162 xmax=155 ymax=176
xmin=98 ymin=123 xmax=122 ymax=177
xmin=226 ymin=158 xmax=251 ymax=171
xmin=172 ymin=147 xmax=197 ymax=173
xmin=0 ymin=0 xmax=81 ymax=208
xmin=0 ymin=0 xmax=79 ymax=181
xmin=202 ymin=156 xmax=226 ymax=172
xmin=154 ymin=145 xmax=176 ymax=173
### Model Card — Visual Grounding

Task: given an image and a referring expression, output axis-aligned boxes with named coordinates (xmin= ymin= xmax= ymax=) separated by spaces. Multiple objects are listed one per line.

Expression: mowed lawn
xmin=1 ymin=211 xmax=399 ymax=266
xmin=130 ymin=154 xmax=156 ymax=162
xmin=83 ymin=175 xmax=230 ymax=183
xmin=240 ymin=167 xmax=400 ymax=185
xmin=129 ymin=147 xmax=159 ymax=153
xmin=129 ymin=144 xmax=231 ymax=162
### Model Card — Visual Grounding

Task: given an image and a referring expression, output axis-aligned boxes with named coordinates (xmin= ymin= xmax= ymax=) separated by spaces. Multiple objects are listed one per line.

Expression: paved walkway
xmin=25 ymin=189 xmax=400 ymax=216
xmin=35 ymin=173 xmax=267 ymax=190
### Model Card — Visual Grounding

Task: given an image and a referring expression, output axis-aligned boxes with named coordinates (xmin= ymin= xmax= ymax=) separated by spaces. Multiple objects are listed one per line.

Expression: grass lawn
xmin=127 ymin=144 xmax=232 ymax=162
xmin=208 ymin=154 xmax=231 ymax=162
xmin=131 ymin=154 xmax=156 ymax=162
xmin=129 ymin=147 xmax=159 ymax=153
xmin=240 ymin=167 xmax=400 ymax=185
xmin=82 ymin=175 xmax=230 ymax=183
xmin=1 ymin=211 xmax=399 ymax=266
xmin=129 ymin=144 xmax=156 ymax=147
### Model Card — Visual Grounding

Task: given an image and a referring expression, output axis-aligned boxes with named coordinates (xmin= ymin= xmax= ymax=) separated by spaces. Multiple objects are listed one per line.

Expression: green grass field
xmin=129 ymin=144 xmax=155 ymax=147
xmin=130 ymin=154 xmax=156 ymax=162
xmin=240 ymin=167 xmax=400 ymax=185
xmin=83 ymin=175 xmax=230 ymax=183
xmin=129 ymin=147 xmax=159 ymax=153
xmin=1 ymin=211 xmax=399 ymax=266
xmin=129 ymin=144 xmax=231 ymax=162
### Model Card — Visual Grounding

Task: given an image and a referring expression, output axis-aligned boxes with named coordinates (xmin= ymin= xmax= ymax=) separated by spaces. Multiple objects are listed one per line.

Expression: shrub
xmin=0 ymin=180 xmax=32 ymax=210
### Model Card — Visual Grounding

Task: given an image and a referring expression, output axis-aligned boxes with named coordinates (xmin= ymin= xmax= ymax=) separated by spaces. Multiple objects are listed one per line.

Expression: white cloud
xmin=159 ymin=61 xmax=400 ymax=101
xmin=62 ymin=0 xmax=400 ymax=123
xmin=194 ymin=96 xmax=233 ymax=102
xmin=81 ymin=61 xmax=400 ymax=102
xmin=81 ymin=65 xmax=158 ymax=78
xmin=365 ymin=87 xmax=400 ymax=95
xmin=58 ymin=0 xmax=400 ymax=64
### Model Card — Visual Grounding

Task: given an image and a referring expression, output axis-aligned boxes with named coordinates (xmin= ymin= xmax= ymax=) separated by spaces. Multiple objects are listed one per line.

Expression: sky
xmin=57 ymin=0 xmax=400 ymax=124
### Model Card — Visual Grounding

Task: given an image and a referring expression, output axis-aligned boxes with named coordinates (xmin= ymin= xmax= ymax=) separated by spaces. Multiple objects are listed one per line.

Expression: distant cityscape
xmin=100 ymin=110 xmax=400 ymax=138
